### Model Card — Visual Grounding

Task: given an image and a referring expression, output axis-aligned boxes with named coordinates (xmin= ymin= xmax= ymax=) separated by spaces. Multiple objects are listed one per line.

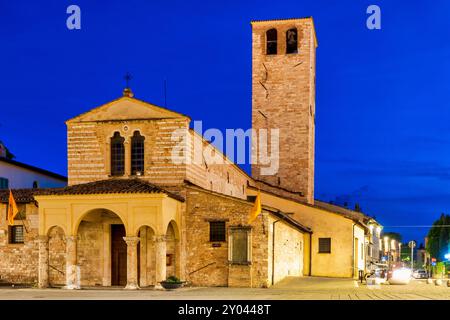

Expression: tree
xmin=0 ymin=140 xmax=15 ymax=159
xmin=426 ymin=213 xmax=450 ymax=261
xmin=383 ymin=232 xmax=402 ymax=242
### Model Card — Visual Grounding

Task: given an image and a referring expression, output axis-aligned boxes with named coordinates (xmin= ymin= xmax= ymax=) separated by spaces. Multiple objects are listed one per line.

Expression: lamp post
xmin=408 ymin=241 xmax=416 ymax=270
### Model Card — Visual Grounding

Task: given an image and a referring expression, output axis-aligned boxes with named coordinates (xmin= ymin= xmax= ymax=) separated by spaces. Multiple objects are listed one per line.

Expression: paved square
xmin=0 ymin=277 xmax=448 ymax=300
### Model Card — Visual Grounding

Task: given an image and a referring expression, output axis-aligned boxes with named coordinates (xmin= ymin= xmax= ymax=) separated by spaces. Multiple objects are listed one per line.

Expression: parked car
xmin=412 ymin=269 xmax=428 ymax=279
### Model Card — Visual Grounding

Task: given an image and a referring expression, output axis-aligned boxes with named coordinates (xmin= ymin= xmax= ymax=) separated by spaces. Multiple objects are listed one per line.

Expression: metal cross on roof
xmin=124 ymin=72 xmax=132 ymax=88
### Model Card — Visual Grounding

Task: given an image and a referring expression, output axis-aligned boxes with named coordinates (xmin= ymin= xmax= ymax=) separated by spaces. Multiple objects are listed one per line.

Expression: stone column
xmin=124 ymin=140 xmax=131 ymax=176
xmin=102 ymin=223 xmax=111 ymax=286
xmin=154 ymin=235 xmax=167 ymax=290
xmin=123 ymin=236 xmax=140 ymax=289
xmin=38 ymin=235 xmax=49 ymax=288
xmin=65 ymin=235 xmax=80 ymax=289
xmin=175 ymin=239 xmax=181 ymax=279
xmin=139 ymin=228 xmax=148 ymax=287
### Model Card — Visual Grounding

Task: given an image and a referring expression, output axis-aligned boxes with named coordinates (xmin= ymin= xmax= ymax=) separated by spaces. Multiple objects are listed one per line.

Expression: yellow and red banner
xmin=7 ymin=190 xmax=19 ymax=226
xmin=248 ymin=190 xmax=262 ymax=224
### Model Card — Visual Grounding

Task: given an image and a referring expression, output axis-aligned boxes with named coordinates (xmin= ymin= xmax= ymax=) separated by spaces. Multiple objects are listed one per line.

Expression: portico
xmin=34 ymin=179 xmax=184 ymax=289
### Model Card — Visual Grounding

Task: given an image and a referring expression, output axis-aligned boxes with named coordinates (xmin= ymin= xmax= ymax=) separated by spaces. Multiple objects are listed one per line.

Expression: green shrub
xmin=165 ymin=276 xmax=181 ymax=283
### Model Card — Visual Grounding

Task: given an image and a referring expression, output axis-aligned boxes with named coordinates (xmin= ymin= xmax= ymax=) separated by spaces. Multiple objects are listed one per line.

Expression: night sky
xmin=1 ymin=0 xmax=450 ymax=243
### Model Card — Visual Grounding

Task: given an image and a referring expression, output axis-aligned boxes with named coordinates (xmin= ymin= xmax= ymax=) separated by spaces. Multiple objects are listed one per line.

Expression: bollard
xmin=426 ymin=278 xmax=433 ymax=284
xmin=435 ymin=279 xmax=443 ymax=286
xmin=447 ymin=280 xmax=450 ymax=287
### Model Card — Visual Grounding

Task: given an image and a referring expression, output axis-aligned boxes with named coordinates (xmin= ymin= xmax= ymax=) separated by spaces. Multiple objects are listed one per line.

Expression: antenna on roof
xmin=163 ymin=78 xmax=168 ymax=107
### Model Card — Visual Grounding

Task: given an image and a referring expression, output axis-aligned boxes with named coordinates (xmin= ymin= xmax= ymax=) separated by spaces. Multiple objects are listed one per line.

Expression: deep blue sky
xmin=1 ymin=0 xmax=450 ymax=243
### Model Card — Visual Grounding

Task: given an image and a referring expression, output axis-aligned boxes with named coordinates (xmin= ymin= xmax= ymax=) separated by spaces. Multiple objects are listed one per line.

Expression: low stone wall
xmin=0 ymin=203 xmax=39 ymax=284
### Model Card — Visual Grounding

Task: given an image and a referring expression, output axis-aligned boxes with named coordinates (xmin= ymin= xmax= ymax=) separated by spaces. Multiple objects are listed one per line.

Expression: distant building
xmin=380 ymin=233 xmax=403 ymax=267
xmin=0 ymin=145 xmax=67 ymax=190
xmin=365 ymin=219 xmax=383 ymax=270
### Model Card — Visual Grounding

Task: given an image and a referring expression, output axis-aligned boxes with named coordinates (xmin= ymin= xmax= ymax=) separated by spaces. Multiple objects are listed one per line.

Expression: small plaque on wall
xmin=212 ymin=243 xmax=221 ymax=248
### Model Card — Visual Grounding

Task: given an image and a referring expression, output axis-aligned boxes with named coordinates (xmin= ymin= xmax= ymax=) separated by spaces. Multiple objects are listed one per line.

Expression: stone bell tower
xmin=251 ymin=17 xmax=318 ymax=204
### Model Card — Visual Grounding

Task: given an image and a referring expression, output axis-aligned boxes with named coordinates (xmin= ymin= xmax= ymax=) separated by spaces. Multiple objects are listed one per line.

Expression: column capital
xmin=123 ymin=236 xmax=140 ymax=246
xmin=38 ymin=235 xmax=49 ymax=242
xmin=65 ymin=235 xmax=77 ymax=242
xmin=154 ymin=235 xmax=167 ymax=242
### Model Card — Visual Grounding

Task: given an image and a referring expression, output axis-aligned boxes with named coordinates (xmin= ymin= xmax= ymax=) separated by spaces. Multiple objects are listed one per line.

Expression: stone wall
xmin=251 ymin=18 xmax=317 ymax=204
xmin=0 ymin=202 xmax=39 ymax=284
xmin=77 ymin=221 xmax=104 ymax=286
xmin=186 ymin=130 xmax=250 ymax=200
xmin=184 ymin=186 xmax=269 ymax=288
xmin=48 ymin=226 xmax=66 ymax=286
xmin=67 ymin=118 xmax=189 ymax=186
xmin=268 ymin=215 xmax=304 ymax=285
xmin=67 ymin=109 xmax=251 ymax=202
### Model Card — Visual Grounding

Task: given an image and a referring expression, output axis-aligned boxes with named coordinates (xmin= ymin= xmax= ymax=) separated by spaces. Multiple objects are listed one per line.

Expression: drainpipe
xmin=309 ymin=232 xmax=312 ymax=276
xmin=271 ymin=219 xmax=281 ymax=286
xmin=352 ymin=223 xmax=356 ymax=279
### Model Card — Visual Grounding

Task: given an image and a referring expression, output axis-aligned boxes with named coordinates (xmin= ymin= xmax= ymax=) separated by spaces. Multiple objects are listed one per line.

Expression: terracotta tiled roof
xmin=262 ymin=205 xmax=312 ymax=234
xmin=0 ymin=189 xmax=38 ymax=203
xmin=313 ymin=200 xmax=370 ymax=225
xmin=36 ymin=179 xmax=185 ymax=202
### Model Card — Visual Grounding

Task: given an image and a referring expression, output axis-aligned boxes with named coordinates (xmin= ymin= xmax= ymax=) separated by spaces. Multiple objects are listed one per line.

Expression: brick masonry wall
xmin=186 ymin=131 xmax=251 ymax=200
xmin=67 ymin=118 xmax=189 ymax=186
xmin=184 ymin=186 xmax=269 ymax=288
xmin=0 ymin=202 xmax=39 ymax=284
xmin=251 ymin=18 xmax=316 ymax=204
xmin=68 ymin=116 xmax=251 ymax=201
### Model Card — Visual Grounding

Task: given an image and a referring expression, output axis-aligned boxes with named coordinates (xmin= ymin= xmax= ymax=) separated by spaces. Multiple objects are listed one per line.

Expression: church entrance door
xmin=111 ymin=224 xmax=127 ymax=286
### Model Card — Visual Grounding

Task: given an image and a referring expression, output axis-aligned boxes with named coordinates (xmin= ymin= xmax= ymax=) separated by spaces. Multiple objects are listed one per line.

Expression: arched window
xmin=131 ymin=131 xmax=145 ymax=176
xmin=32 ymin=181 xmax=39 ymax=189
xmin=286 ymin=28 xmax=298 ymax=54
xmin=266 ymin=28 xmax=277 ymax=55
xmin=111 ymin=132 xmax=125 ymax=176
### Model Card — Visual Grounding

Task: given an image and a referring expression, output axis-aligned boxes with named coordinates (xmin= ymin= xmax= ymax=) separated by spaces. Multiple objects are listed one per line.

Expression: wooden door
xmin=111 ymin=224 xmax=127 ymax=286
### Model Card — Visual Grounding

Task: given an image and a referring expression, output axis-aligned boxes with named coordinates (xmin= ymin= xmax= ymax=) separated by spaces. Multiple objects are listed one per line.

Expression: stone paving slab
xmin=0 ymin=277 xmax=447 ymax=300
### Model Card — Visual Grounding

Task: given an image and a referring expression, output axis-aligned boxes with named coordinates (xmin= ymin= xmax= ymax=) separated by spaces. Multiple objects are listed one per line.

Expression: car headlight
xmin=392 ymin=268 xmax=411 ymax=280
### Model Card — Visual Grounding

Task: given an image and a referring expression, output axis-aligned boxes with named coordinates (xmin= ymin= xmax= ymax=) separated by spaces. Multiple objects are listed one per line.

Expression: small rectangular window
xmin=209 ymin=221 xmax=226 ymax=242
xmin=0 ymin=177 xmax=9 ymax=189
xmin=318 ymin=238 xmax=331 ymax=253
xmin=9 ymin=225 xmax=24 ymax=244
xmin=229 ymin=228 xmax=251 ymax=264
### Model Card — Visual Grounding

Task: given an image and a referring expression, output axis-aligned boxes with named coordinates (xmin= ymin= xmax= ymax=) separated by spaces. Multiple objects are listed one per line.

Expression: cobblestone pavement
xmin=0 ymin=277 xmax=448 ymax=300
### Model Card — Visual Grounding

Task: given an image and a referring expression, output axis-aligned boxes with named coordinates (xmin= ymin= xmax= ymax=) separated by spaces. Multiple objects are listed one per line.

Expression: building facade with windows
xmin=0 ymin=17 xmax=376 ymax=289
xmin=0 ymin=156 xmax=67 ymax=190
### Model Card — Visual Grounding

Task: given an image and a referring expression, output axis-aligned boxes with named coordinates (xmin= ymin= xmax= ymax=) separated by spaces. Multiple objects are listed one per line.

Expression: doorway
xmin=111 ymin=224 xmax=127 ymax=286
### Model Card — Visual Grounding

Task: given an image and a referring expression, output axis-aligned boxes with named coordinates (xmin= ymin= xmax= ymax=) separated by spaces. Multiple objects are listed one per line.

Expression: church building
xmin=0 ymin=17 xmax=375 ymax=289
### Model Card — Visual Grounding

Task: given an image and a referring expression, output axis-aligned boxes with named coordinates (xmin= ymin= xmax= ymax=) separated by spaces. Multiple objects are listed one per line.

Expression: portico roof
xmin=36 ymin=178 xmax=185 ymax=202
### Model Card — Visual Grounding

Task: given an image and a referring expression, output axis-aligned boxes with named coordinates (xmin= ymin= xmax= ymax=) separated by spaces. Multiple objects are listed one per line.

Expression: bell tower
xmin=251 ymin=17 xmax=318 ymax=204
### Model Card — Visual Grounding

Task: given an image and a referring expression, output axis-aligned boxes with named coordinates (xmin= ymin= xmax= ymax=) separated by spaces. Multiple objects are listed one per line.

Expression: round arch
xmin=134 ymin=224 xmax=157 ymax=237
xmin=73 ymin=208 xmax=128 ymax=236
xmin=166 ymin=220 xmax=180 ymax=240
xmin=45 ymin=224 xmax=68 ymax=237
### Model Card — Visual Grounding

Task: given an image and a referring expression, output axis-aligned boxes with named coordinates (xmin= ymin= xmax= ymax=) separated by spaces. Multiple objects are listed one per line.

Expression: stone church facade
xmin=0 ymin=17 xmax=375 ymax=289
